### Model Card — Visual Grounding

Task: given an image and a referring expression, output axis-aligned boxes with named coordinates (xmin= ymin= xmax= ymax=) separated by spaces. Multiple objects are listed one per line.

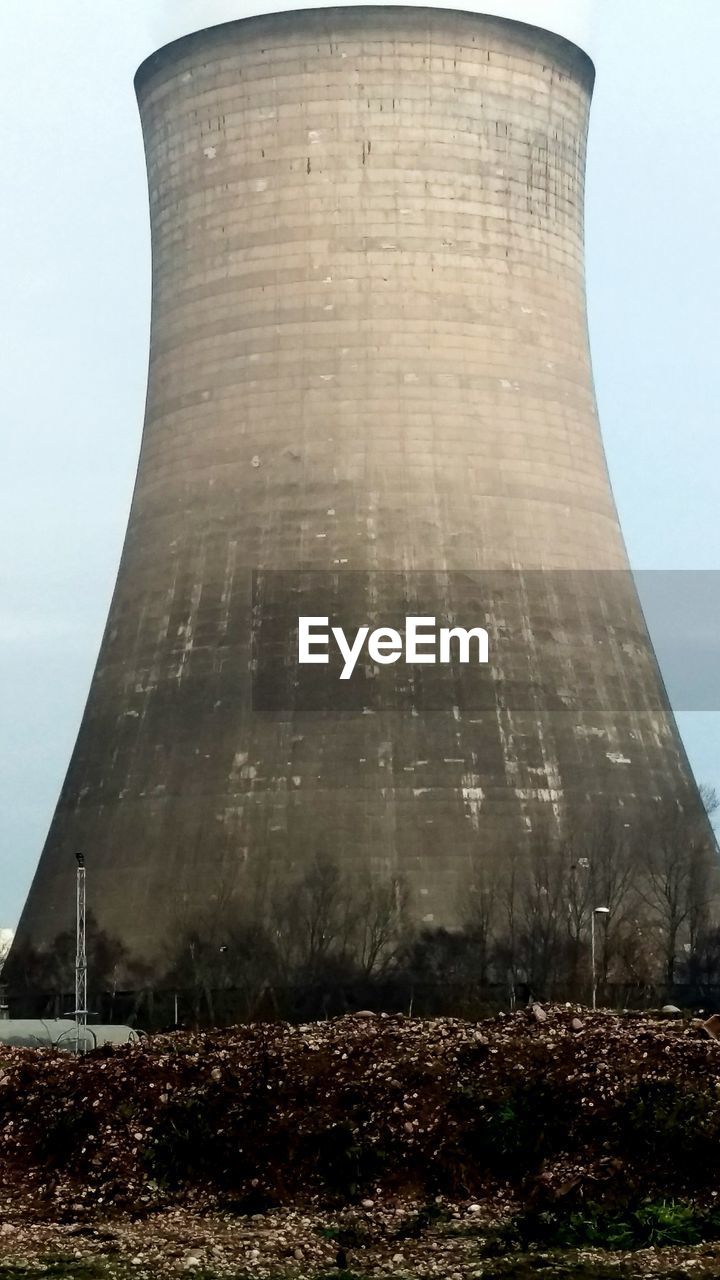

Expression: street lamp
xmin=591 ymin=906 xmax=610 ymax=1011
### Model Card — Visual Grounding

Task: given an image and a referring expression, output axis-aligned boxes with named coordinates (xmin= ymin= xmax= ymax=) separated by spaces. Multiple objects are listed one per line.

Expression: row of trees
xmin=462 ymin=794 xmax=719 ymax=1001
xmin=4 ymin=791 xmax=719 ymax=1024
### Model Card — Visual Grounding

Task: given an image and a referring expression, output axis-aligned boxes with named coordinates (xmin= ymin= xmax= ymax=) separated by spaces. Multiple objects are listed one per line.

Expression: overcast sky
xmin=2 ymin=1 xmax=719 ymax=931
xmin=148 ymin=0 xmax=592 ymax=47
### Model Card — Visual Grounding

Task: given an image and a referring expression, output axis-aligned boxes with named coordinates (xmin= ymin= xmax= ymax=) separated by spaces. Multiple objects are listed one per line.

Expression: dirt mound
xmin=0 ymin=1007 xmax=718 ymax=1214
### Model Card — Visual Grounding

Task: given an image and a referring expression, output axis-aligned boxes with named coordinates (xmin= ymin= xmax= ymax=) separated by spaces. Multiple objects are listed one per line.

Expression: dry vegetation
xmin=3 ymin=1007 xmax=720 ymax=1276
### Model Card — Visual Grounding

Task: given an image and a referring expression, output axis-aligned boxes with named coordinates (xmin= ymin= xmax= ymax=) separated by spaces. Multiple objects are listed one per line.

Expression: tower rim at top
xmin=137 ymin=3 xmax=595 ymax=90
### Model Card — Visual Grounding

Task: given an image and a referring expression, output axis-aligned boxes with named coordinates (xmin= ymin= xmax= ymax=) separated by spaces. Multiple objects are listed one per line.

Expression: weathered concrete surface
xmin=13 ymin=7 xmax=703 ymax=962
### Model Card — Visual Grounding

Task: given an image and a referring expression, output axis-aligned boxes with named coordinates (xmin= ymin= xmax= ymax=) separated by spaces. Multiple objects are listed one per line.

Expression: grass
xmin=472 ymin=1263 xmax=647 ymax=1278
xmin=3 ymin=1198 xmax=720 ymax=1280
xmin=0 ymin=1255 xmax=716 ymax=1280
xmin=502 ymin=1198 xmax=720 ymax=1253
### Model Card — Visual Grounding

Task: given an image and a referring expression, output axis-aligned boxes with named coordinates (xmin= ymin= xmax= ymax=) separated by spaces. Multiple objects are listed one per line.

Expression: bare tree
xmin=524 ymin=836 xmax=567 ymax=994
xmin=563 ymin=841 xmax=594 ymax=992
xmin=494 ymin=842 xmax=523 ymax=1003
xmin=271 ymin=853 xmax=354 ymax=978
xmin=354 ymin=872 xmax=409 ymax=977
xmin=611 ymin=916 xmax=657 ymax=1000
xmin=223 ymin=918 xmax=280 ymax=1018
xmin=1 ymin=914 xmax=128 ymax=1018
xmin=163 ymin=871 xmax=248 ymax=1022
xmin=463 ymin=855 xmax=499 ymax=986
xmin=564 ymin=811 xmax=640 ymax=992
xmin=689 ymin=786 xmax=720 ymax=960
xmin=272 ymin=854 xmax=409 ymax=981
xmin=637 ymin=792 xmax=718 ymax=985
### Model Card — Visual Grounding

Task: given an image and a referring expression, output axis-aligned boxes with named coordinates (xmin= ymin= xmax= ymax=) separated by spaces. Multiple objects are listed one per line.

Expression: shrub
xmin=460 ymin=1078 xmax=575 ymax=1177
xmin=531 ymin=1199 xmax=720 ymax=1250
xmin=617 ymin=1080 xmax=720 ymax=1183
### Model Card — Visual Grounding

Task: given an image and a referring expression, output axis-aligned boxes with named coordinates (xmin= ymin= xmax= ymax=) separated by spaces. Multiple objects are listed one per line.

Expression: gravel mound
xmin=1 ymin=1007 xmax=718 ymax=1214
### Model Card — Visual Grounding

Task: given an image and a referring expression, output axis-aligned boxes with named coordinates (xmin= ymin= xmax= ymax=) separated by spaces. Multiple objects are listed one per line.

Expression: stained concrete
xmin=13 ymin=8 xmax=703 ymax=962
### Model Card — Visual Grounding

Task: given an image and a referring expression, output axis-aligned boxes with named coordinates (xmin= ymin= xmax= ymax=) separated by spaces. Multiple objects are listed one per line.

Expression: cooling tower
xmin=13 ymin=5 xmax=704 ymax=963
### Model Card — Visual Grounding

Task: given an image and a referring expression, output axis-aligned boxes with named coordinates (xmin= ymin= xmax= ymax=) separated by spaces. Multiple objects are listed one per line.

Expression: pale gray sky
xmin=149 ymin=0 xmax=592 ymax=48
xmin=2 ymin=1 xmax=719 ymax=930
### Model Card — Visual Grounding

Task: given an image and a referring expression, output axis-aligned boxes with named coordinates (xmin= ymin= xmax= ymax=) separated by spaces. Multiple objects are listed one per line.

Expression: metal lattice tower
xmin=74 ymin=852 xmax=87 ymax=1050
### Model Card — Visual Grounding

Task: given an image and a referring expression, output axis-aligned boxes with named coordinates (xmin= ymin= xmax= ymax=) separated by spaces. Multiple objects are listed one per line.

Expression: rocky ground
xmin=4 ymin=1199 xmax=720 ymax=1278
xmin=2 ymin=1007 xmax=720 ymax=1278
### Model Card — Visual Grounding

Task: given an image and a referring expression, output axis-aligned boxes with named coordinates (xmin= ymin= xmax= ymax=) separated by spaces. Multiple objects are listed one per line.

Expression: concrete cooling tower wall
xmin=12 ymin=6 xmax=704 ymax=965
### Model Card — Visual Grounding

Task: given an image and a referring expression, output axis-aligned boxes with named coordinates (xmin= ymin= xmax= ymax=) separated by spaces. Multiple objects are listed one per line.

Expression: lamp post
xmin=74 ymin=851 xmax=87 ymax=1054
xmin=591 ymin=906 xmax=610 ymax=1011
